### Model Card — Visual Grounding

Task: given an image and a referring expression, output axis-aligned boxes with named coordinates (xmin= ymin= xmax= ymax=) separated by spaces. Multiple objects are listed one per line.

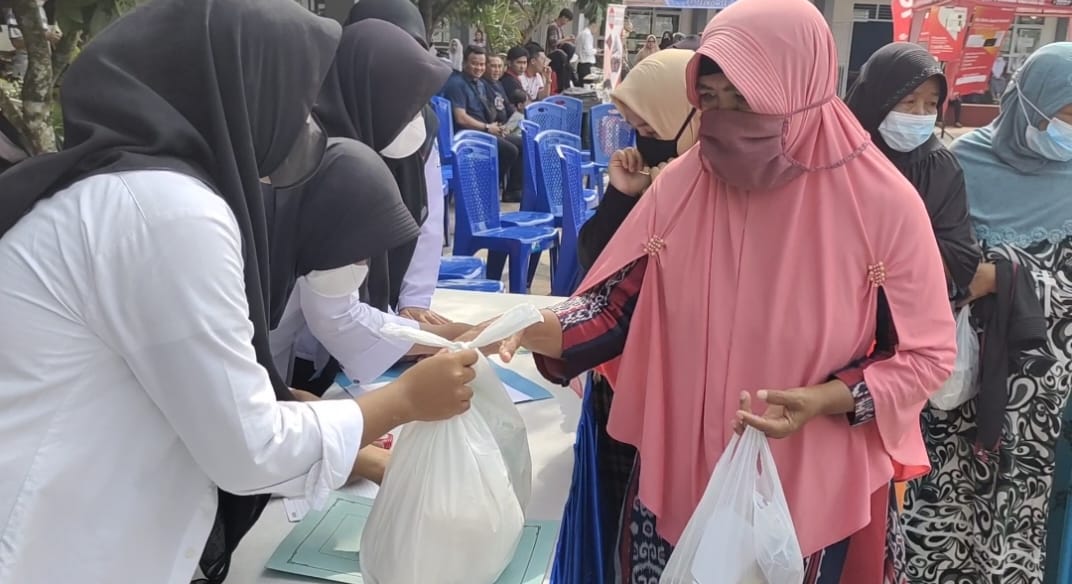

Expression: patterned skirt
xmin=901 ymin=240 xmax=1071 ymax=584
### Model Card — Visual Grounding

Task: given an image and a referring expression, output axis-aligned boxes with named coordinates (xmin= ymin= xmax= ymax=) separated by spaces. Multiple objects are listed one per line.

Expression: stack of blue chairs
xmin=534 ymin=130 xmax=598 ymax=228
xmin=543 ymin=95 xmax=583 ymax=137
xmin=552 ymin=145 xmax=594 ymax=297
xmin=451 ymin=138 xmax=558 ymax=294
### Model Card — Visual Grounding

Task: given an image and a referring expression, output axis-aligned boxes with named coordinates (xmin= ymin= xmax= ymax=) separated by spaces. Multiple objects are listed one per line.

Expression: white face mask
xmin=877 ymin=110 xmax=937 ymax=153
xmin=304 ymin=264 xmax=370 ymax=298
xmin=380 ymin=113 xmax=427 ymax=160
xmin=1019 ymin=90 xmax=1072 ymax=162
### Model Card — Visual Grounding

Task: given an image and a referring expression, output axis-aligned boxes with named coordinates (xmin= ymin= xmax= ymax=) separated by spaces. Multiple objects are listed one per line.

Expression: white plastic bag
xmin=662 ymin=428 xmax=804 ymax=584
xmin=929 ymin=305 xmax=980 ymax=410
xmin=359 ymin=304 xmax=542 ymax=584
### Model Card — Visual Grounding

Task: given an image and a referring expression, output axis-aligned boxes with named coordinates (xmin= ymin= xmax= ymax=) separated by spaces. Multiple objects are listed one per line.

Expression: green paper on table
xmin=266 ymin=494 xmax=560 ymax=584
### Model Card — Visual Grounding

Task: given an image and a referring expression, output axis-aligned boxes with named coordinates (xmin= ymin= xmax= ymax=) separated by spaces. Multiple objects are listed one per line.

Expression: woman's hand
xmin=349 ymin=445 xmax=391 ymax=485
xmin=734 ymin=381 xmax=854 ymax=439
xmin=608 ymin=148 xmax=654 ymax=196
xmin=400 ymin=307 xmax=453 ymax=325
xmin=452 ymin=317 xmax=526 ymax=361
xmin=734 ymin=390 xmax=820 ymax=439
xmin=958 ymin=262 xmax=997 ymax=307
xmin=396 ymin=350 xmax=477 ymax=421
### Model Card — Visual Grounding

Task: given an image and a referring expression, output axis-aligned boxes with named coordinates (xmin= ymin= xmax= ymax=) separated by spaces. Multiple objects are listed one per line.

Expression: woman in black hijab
xmin=305 ymin=19 xmax=451 ymax=389
xmin=338 ymin=1 xmax=450 ymax=318
xmin=845 ymin=42 xmax=979 ymax=298
xmin=549 ymin=46 xmax=577 ymax=94
xmin=0 ymin=1 xmax=476 ymax=582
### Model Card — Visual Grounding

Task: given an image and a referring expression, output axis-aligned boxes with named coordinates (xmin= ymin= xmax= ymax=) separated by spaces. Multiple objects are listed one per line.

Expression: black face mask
xmin=635 ymin=108 xmax=696 ymax=167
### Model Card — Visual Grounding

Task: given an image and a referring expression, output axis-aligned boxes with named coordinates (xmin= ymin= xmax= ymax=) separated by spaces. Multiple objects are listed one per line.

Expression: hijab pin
xmin=644 ymin=236 xmax=666 ymax=256
xmin=867 ymin=261 xmax=887 ymax=287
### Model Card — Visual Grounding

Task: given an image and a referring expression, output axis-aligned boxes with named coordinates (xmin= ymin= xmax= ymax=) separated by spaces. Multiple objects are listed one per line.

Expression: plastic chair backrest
xmin=519 ymin=120 xmax=541 ymax=211
xmin=557 ymin=145 xmax=588 ymax=240
xmin=553 ymin=145 xmax=588 ymax=296
xmin=431 ymin=96 xmax=455 ymax=164
xmin=452 ymin=140 xmax=502 ymax=244
xmin=454 ymin=130 xmax=498 ymax=149
xmin=544 ymin=95 xmax=583 ymax=136
xmin=589 ymin=103 xmax=635 ymax=167
xmin=534 ymin=130 xmax=581 ymax=216
xmin=525 ymin=101 xmax=569 ymax=133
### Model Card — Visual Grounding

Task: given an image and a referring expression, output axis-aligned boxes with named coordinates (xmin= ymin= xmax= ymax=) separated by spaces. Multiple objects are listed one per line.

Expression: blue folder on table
xmin=335 ymin=362 xmax=553 ymax=404
xmin=266 ymin=493 xmax=560 ymax=583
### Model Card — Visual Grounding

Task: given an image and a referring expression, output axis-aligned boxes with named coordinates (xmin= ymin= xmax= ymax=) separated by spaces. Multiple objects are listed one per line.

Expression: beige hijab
xmin=611 ymin=48 xmax=699 ymax=156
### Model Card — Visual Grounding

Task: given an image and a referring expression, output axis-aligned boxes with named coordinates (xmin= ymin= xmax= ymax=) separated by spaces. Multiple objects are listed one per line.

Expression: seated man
xmin=443 ymin=44 xmax=523 ymax=203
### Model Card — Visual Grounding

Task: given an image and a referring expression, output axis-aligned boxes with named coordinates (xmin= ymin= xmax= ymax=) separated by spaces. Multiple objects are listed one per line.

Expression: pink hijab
xmin=578 ymin=0 xmax=955 ymax=562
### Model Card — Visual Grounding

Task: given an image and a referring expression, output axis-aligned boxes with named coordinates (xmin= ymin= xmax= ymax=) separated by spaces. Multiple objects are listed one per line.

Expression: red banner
xmin=917 ymin=6 xmax=969 ymax=60
xmin=948 ymin=5 xmax=1015 ymax=94
xmin=893 ymin=0 xmax=915 ymax=42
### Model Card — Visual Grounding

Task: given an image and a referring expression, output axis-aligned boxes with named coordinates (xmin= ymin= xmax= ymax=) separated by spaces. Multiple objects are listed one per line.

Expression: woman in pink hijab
xmin=469 ymin=0 xmax=955 ymax=581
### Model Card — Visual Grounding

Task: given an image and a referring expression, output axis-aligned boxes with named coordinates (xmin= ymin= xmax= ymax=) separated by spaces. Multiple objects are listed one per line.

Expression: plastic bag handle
xmin=380 ymin=304 xmax=544 ymax=350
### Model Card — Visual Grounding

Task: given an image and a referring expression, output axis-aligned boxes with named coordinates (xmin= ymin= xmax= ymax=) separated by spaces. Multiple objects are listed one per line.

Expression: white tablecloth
xmin=226 ymin=290 xmax=579 ymax=583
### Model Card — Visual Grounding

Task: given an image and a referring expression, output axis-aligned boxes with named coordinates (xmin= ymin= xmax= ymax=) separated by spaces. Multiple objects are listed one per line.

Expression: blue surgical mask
xmin=877 ymin=111 xmax=937 ymax=153
xmin=1019 ymin=89 xmax=1072 ymax=162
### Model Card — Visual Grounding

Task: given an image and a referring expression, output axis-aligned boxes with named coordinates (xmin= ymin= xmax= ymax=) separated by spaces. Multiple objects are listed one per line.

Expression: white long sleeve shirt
xmin=397 ymin=141 xmax=445 ymax=311
xmin=0 ymin=170 xmax=364 ymax=583
xmin=271 ymin=281 xmax=418 ymax=385
xmin=577 ymin=28 xmax=597 ymax=64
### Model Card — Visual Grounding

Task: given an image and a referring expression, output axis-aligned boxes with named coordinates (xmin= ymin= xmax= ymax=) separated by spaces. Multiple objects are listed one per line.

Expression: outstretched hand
xmin=451 ymin=317 xmax=525 ymax=362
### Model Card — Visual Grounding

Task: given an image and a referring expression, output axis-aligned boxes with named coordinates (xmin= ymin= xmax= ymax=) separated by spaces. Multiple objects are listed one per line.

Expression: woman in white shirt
xmin=301 ymin=20 xmax=463 ymax=391
xmin=0 ymin=1 xmax=476 ymax=583
xmin=342 ymin=1 xmax=452 ymax=323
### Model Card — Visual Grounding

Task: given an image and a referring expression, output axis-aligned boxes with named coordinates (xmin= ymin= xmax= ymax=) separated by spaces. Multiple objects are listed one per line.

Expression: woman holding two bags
xmin=464 ymin=0 xmax=956 ymax=581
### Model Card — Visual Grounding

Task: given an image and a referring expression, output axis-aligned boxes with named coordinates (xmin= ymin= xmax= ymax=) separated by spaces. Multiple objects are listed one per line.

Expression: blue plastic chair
xmin=438 ymin=256 xmax=485 ymax=281
xmin=431 ymin=96 xmax=455 ymax=184
xmin=525 ymin=101 xmax=569 ymax=133
xmin=431 ymin=96 xmax=456 ymax=245
xmin=453 ymin=130 xmax=553 ymax=228
xmin=544 ymin=95 xmax=583 ymax=136
xmin=519 ymin=120 xmax=542 ymax=213
xmin=453 ymin=130 xmax=497 ymax=148
xmin=534 ymin=130 xmax=598 ymax=227
xmin=436 ymin=279 xmax=505 ymax=293
xmin=451 ymin=139 xmax=559 ymax=294
xmin=552 ymin=145 xmax=593 ymax=297
xmin=589 ymin=103 xmax=635 ymax=170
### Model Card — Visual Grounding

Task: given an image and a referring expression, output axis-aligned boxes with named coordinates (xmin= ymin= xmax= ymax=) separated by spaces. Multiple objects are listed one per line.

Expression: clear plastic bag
xmin=662 ymin=428 xmax=804 ymax=584
xmin=929 ymin=305 xmax=979 ymax=411
xmin=359 ymin=305 xmax=542 ymax=584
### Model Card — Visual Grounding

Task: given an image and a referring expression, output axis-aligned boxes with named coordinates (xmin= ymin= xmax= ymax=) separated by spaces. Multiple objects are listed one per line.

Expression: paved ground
xmin=449 ymin=126 xmax=981 ymax=298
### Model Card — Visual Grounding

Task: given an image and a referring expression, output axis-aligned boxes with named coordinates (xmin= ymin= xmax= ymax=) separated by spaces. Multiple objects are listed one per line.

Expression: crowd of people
xmin=1 ymin=0 xmax=1072 ymax=583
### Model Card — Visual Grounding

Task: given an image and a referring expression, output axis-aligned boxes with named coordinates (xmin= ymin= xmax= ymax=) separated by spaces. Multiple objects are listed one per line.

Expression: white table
xmin=227 ymin=290 xmax=579 ymax=583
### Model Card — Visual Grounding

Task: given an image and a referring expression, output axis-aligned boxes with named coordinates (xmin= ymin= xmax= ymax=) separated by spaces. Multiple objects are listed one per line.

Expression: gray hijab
xmin=953 ymin=42 xmax=1072 ymax=247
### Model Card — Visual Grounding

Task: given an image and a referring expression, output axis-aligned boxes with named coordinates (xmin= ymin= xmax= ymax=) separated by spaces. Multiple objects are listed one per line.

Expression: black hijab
xmin=347 ymin=0 xmax=429 ymax=47
xmin=314 ymin=19 xmax=451 ymax=309
xmin=549 ymin=49 xmax=574 ymax=94
xmin=266 ymin=138 xmax=421 ymax=326
xmin=0 ymin=1 xmax=341 ymax=581
xmin=345 ymin=0 xmax=440 ymax=162
xmin=845 ymin=42 xmax=978 ymax=296
xmin=0 ymin=0 xmax=339 ymax=397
